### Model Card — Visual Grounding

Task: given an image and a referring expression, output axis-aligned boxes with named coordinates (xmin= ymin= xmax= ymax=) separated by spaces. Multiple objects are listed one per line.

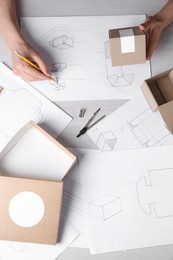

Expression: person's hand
xmin=10 ymin=41 xmax=51 ymax=82
xmin=139 ymin=16 xmax=163 ymax=60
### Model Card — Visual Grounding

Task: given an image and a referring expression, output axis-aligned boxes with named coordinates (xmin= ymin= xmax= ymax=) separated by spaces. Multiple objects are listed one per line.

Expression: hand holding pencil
xmin=11 ymin=42 xmax=52 ymax=82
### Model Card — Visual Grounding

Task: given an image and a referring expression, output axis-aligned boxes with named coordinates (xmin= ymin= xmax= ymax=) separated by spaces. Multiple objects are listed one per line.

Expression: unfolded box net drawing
xmin=137 ymin=168 xmax=173 ymax=218
xmin=88 ymin=194 xmax=122 ymax=221
xmin=0 ymin=88 xmax=43 ymax=147
xmin=105 ymin=41 xmax=134 ymax=87
xmin=125 ymin=109 xmax=171 ymax=147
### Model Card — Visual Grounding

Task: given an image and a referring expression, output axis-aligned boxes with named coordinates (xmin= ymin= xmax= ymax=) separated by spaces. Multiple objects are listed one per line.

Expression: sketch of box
xmin=88 ymin=194 xmax=122 ymax=220
xmin=49 ymin=35 xmax=73 ymax=49
xmin=50 ymin=62 xmax=67 ymax=72
xmin=96 ymin=131 xmax=117 ymax=151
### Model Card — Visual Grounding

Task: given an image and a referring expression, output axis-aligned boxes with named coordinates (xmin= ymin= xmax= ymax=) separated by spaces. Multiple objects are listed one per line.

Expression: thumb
xmin=139 ymin=19 xmax=154 ymax=31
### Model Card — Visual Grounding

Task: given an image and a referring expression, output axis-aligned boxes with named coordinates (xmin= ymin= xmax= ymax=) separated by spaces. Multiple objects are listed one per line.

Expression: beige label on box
xmin=119 ymin=29 xmax=135 ymax=53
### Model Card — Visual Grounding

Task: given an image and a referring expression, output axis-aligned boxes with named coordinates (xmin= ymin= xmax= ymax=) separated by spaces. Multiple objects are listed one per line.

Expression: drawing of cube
xmin=96 ymin=131 xmax=117 ymax=151
xmin=50 ymin=62 xmax=67 ymax=72
xmin=49 ymin=35 xmax=73 ymax=49
xmin=88 ymin=194 xmax=122 ymax=220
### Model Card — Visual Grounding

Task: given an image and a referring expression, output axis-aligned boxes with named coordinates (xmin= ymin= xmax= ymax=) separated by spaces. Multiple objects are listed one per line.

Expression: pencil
xmin=14 ymin=50 xmax=57 ymax=83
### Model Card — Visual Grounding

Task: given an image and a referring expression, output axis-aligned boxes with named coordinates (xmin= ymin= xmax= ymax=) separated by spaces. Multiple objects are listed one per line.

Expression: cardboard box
xmin=0 ymin=121 xmax=77 ymax=244
xmin=0 ymin=121 xmax=77 ymax=180
xmin=141 ymin=69 xmax=173 ymax=133
xmin=0 ymin=175 xmax=63 ymax=245
xmin=109 ymin=26 xmax=146 ymax=66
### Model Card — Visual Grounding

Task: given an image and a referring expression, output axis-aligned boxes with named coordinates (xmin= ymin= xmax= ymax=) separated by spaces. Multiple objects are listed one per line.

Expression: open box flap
xmin=159 ymin=101 xmax=173 ymax=133
xmin=141 ymin=81 xmax=159 ymax=111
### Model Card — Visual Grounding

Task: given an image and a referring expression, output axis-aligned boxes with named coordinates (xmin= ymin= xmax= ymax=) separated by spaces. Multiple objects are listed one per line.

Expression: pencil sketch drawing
xmin=105 ymin=41 xmax=134 ymax=87
xmin=96 ymin=131 xmax=117 ymax=151
xmin=39 ymin=28 xmax=74 ymax=50
xmin=136 ymin=168 xmax=173 ymax=218
xmin=49 ymin=35 xmax=73 ymax=49
xmin=0 ymin=88 xmax=43 ymax=147
xmin=124 ymin=109 xmax=171 ymax=147
xmin=63 ymin=176 xmax=85 ymax=217
xmin=88 ymin=194 xmax=122 ymax=221
xmin=49 ymin=62 xmax=67 ymax=72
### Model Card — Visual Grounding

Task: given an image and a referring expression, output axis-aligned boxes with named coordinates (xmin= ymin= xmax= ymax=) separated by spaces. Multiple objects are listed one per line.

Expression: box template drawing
xmin=88 ymin=194 xmax=122 ymax=220
xmin=0 ymin=175 xmax=63 ymax=244
xmin=141 ymin=69 xmax=173 ymax=133
xmin=109 ymin=26 xmax=146 ymax=66
xmin=0 ymin=121 xmax=77 ymax=180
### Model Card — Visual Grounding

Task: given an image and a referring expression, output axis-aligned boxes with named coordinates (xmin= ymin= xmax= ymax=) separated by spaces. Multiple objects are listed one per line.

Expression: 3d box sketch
xmin=96 ymin=131 xmax=117 ymax=151
xmin=88 ymin=194 xmax=122 ymax=221
xmin=39 ymin=27 xmax=74 ymax=49
xmin=137 ymin=168 xmax=173 ymax=218
xmin=49 ymin=35 xmax=73 ymax=49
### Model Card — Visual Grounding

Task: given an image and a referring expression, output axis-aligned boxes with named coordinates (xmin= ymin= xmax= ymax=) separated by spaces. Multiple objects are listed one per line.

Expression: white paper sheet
xmin=21 ymin=15 xmax=151 ymax=101
xmin=62 ymin=148 xmax=102 ymax=248
xmin=62 ymin=163 xmax=88 ymax=248
xmin=79 ymin=145 xmax=173 ymax=254
xmin=87 ymin=92 xmax=173 ymax=151
xmin=0 ymin=215 xmax=79 ymax=260
xmin=0 ymin=63 xmax=72 ymax=152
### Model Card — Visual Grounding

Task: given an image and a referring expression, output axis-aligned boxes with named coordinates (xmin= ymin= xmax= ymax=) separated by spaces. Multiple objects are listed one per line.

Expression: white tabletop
xmin=1 ymin=1 xmax=173 ymax=259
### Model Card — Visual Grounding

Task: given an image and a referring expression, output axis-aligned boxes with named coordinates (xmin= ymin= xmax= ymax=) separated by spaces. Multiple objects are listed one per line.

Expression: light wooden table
xmin=2 ymin=1 xmax=173 ymax=259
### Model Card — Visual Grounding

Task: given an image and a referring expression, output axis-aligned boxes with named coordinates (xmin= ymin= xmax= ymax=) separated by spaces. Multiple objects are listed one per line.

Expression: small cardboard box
xmin=109 ymin=26 xmax=146 ymax=66
xmin=0 ymin=175 xmax=63 ymax=245
xmin=0 ymin=121 xmax=77 ymax=180
xmin=141 ymin=69 xmax=173 ymax=133
xmin=0 ymin=121 xmax=77 ymax=244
